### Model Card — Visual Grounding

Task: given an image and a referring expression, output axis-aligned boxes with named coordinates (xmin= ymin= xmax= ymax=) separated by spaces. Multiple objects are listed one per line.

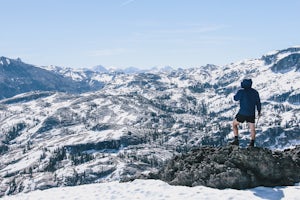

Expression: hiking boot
xmin=229 ymin=139 xmax=239 ymax=146
xmin=248 ymin=140 xmax=255 ymax=147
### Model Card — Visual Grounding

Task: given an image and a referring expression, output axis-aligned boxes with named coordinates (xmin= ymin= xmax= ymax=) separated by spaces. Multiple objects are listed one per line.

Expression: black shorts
xmin=235 ymin=113 xmax=255 ymax=123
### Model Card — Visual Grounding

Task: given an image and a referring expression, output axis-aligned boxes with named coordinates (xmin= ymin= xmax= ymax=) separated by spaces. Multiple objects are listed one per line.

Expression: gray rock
xmin=156 ymin=146 xmax=300 ymax=189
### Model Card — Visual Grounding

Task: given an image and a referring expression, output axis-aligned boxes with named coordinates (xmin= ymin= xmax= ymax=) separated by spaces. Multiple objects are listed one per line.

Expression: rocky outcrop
xmin=155 ymin=146 xmax=300 ymax=189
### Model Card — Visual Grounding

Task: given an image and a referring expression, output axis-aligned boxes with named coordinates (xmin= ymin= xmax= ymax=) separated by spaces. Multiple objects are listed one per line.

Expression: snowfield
xmin=2 ymin=179 xmax=300 ymax=200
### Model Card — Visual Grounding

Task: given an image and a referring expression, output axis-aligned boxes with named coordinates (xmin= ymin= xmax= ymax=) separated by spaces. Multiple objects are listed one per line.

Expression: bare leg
xmin=232 ymin=119 xmax=240 ymax=137
xmin=230 ymin=119 xmax=240 ymax=145
xmin=248 ymin=123 xmax=256 ymax=140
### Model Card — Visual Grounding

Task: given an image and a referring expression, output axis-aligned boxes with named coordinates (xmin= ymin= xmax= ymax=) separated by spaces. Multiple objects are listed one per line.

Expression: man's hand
xmin=258 ymin=111 xmax=262 ymax=117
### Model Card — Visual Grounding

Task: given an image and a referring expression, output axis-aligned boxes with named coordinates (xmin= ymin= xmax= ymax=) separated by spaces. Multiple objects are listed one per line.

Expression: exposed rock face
xmin=271 ymin=53 xmax=300 ymax=73
xmin=156 ymin=146 xmax=300 ymax=189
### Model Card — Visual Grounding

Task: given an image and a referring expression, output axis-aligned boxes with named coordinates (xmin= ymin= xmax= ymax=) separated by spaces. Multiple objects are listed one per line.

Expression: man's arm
xmin=234 ymin=90 xmax=242 ymax=101
xmin=256 ymin=92 xmax=262 ymax=116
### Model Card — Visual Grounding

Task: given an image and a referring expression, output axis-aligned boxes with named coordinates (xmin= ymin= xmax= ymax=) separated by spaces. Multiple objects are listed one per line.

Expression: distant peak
xmin=149 ymin=65 xmax=175 ymax=73
xmin=0 ymin=56 xmax=23 ymax=66
xmin=0 ymin=56 xmax=11 ymax=66
xmin=264 ymin=46 xmax=300 ymax=57
xmin=91 ymin=65 xmax=108 ymax=73
xmin=262 ymin=46 xmax=300 ymax=65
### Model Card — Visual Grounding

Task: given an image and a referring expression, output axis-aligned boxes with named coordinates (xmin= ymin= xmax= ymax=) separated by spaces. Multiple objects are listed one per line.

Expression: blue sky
xmin=1 ymin=0 xmax=300 ymax=69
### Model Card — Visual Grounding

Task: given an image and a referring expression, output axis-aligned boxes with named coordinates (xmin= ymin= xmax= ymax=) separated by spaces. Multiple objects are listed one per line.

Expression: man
xmin=230 ymin=79 xmax=261 ymax=147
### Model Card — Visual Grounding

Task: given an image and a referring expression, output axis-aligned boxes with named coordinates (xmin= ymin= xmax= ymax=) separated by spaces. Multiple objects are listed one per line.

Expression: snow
xmin=276 ymin=52 xmax=293 ymax=61
xmin=2 ymin=179 xmax=300 ymax=200
xmin=265 ymin=50 xmax=279 ymax=56
xmin=42 ymin=127 xmax=126 ymax=147
xmin=281 ymin=112 xmax=295 ymax=127
xmin=93 ymin=74 xmax=113 ymax=82
xmin=0 ymin=149 xmax=42 ymax=175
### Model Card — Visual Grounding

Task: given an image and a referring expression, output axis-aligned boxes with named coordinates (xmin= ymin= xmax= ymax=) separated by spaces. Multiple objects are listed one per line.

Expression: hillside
xmin=0 ymin=57 xmax=101 ymax=99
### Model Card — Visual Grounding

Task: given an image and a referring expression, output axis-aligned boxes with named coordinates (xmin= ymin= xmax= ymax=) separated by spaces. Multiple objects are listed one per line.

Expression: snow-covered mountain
xmin=0 ymin=46 xmax=300 ymax=197
xmin=0 ymin=57 xmax=101 ymax=99
xmin=40 ymin=64 xmax=176 ymax=82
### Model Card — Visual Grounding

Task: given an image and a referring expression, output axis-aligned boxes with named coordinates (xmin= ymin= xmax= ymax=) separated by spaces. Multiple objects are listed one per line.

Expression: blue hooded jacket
xmin=234 ymin=79 xmax=261 ymax=116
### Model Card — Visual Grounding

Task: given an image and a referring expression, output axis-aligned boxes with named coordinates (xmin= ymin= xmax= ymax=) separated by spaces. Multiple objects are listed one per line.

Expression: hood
xmin=241 ymin=79 xmax=252 ymax=89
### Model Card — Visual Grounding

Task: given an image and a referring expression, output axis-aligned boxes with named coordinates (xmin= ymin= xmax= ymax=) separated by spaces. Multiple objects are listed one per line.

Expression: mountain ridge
xmin=0 ymin=57 xmax=101 ymax=99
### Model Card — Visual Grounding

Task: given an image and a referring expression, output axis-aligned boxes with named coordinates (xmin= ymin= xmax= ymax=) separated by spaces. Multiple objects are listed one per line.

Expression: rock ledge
xmin=155 ymin=146 xmax=300 ymax=189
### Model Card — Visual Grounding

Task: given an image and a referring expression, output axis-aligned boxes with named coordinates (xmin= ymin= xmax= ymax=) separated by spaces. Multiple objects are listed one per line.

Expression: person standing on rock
xmin=230 ymin=79 xmax=261 ymax=147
